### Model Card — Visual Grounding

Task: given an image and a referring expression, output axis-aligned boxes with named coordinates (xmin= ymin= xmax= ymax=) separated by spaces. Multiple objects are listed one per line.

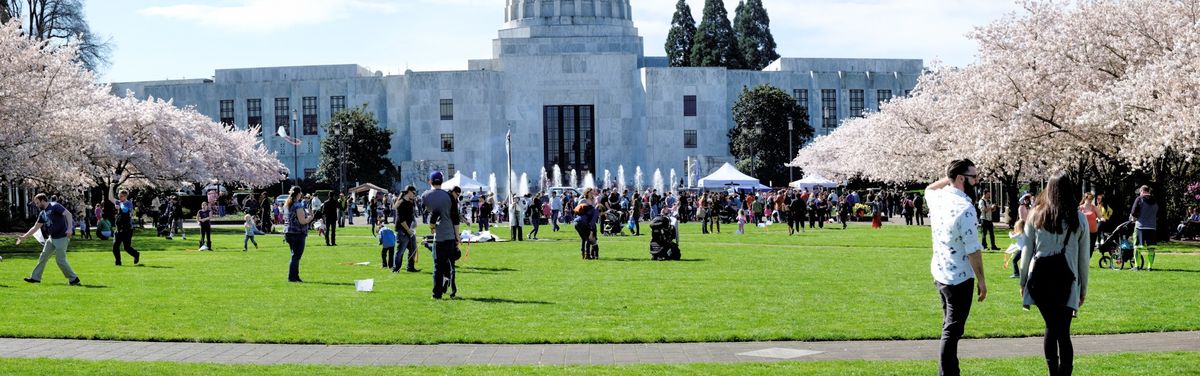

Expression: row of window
xmin=219 ymin=96 xmax=348 ymax=135
xmin=682 ymin=89 xmax=912 ymax=129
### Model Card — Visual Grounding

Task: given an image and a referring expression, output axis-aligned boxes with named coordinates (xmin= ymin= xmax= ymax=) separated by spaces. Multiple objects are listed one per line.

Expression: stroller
xmin=1097 ymin=220 xmax=1136 ymax=269
xmin=601 ymin=210 xmax=624 ymax=236
xmin=154 ymin=212 xmax=171 ymax=237
xmin=649 ymin=215 xmax=681 ymax=260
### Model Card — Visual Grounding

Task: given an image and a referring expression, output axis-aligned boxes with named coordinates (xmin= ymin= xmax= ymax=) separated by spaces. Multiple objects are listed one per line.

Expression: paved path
xmin=0 ymin=331 xmax=1196 ymax=366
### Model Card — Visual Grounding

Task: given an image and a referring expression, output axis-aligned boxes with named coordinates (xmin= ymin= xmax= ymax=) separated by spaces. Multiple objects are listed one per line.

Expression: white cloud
xmin=140 ymin=0 xmax=404 ymax=32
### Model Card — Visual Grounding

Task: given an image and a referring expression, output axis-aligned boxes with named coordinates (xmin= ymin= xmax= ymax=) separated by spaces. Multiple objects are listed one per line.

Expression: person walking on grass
xmin=378 ymin=218 xmax=396 ymax=269
xmin=112 ymin=190 xmax=140 ymax=266
xmin=978 ymin=189 xmax=1001 ymax=250
xmin=243 ymin=214 xmax=259 ymax=251
xmin=283 ymin=186 xmax=313 ymax=283
xmin=166 ymin=196 xmax=186 ymax=240
xmin=528 ymin=192 xmax=543 ymax=240
xmin=393 ymin=186 xmax=419 ymax=273
xmin=1019 ymin=174 xmax=1090 ymax=376
xmin=322 ymin=195 xmax=339 ymax=246
xmin=1129 ymin=185 xmax=1159 ymax=271
xmin=17 ymin=194 xmax=81 ymax=286
xmin=422 ymin=171 xmax=461 ymax=299
xmin=197 ymin=201 xmax=213 ymax=251
xmin=926 ymin=159 xmax=988 ymax=376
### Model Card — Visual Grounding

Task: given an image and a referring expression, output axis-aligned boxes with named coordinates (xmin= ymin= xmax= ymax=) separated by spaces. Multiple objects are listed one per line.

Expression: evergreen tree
xmin=729 ymin=85 xmax=813 ymax=185
xmin=689 ymin=0 xmax=741 ymax=68
xmin=315 ymin=106 xmax=400 ymax=190
xmin=735 ymin=0 xmax=780 ymax=70
xmin=664 ymin=0 xmax=697 ymax=67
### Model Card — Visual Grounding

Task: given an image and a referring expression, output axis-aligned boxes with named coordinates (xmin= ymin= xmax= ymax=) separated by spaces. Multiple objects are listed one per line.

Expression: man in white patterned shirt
xmin=926 ymin=159 xmax=987 ymax=376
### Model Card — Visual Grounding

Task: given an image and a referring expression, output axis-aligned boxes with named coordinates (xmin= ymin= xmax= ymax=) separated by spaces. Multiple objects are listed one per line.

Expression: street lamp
xmin=788 ymin=119 xmax=794 ymax=183
xmin=291 ymin=109 xmax=299 ymax=187
xmin=333 ymin=122 xmax=353 ymax=195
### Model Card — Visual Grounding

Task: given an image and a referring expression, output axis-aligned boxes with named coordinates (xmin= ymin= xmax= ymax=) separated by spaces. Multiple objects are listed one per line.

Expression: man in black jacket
xmin=322 ymin=196 xmax=339 ymax=246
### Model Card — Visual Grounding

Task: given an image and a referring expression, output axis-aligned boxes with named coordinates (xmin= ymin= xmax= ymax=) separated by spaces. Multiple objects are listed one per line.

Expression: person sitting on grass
xmin=378 ymin=218 xmax=397 ymax=270
xmin=96 ymin=217 xmax=113 ymax=240
xmin=243 ymin=214 xmax=259 ymax=251
xmin=1175 ymin=206 xmax=1200 ymax=240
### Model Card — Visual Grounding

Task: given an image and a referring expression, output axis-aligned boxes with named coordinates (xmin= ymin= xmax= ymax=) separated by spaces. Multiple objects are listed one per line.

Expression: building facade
xmin=111 ymin=0 xmax=921 ymax=189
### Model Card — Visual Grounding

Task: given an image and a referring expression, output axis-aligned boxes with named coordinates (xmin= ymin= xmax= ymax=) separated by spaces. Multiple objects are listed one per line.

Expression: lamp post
xmin=788 ymin=119 xmax=794 ymax=183
xmin=333 ymin=122 xmax=353 ymax=195
xmin=291 ymin=109 xmax=299 ymax=187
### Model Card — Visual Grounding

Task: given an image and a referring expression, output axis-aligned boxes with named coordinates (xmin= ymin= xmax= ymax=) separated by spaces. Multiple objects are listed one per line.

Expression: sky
xmin=87 ymin=0 xmax=1025 ymax=83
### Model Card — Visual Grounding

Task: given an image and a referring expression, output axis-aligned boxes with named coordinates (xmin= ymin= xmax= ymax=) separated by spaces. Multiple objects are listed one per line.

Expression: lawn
xmin=0 ymin=221 xmax=1197 ymax=345
xmin=1 ymin=352 xmax=1197 ymax=375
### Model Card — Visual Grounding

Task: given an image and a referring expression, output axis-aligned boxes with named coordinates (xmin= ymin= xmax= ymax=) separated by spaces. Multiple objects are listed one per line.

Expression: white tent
xmin=443 ymin=172 xmax=489 ymax=192
xmin=789 ymin=174 xmax=840 ymax=189
xmin=698 ymin=163 xmax=762 ymax=190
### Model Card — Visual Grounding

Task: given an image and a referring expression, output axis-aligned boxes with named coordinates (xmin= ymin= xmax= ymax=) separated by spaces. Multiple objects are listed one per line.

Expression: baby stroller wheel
xmin=1098 ymin=256 xmax=1111 ymax=269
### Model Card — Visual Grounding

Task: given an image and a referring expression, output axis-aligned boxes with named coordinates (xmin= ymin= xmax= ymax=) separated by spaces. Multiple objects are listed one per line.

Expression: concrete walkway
xmin=0 ymin=331 xmax=1196 ymax=366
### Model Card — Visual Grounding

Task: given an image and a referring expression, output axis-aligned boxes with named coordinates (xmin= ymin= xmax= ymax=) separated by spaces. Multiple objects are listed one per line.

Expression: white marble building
xmin=111 ymin=0 xmax=920 ymax=189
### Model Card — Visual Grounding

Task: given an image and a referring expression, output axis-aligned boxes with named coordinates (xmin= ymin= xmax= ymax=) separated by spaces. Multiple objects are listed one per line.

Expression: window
xmin=821 ymin=89 xmax=838 ymax=128
xmin=793 ymin=89 xmax=808 ymax=116
xmin=440 ymin=98 xmax=453 ymax=120
xmin=274 ymin=97 xmax=290 ymax=134
xmin=684 ymin=130 xmax=697 ymax=149
xmin=877 ymin=90 xmax=893 ymax=109
xmin=441 ymin=133 xmax=454 ymax=152
xmin=302 ymin=96 xmax=318 ymax=135
xmin=447 ymin=163 xmax=456 ymax=177
xmin=219 ymin=100 xmax=234 ymax=127
xmin=246 ymin=99 xmax=262 ymax=128
xmin=543 ymin=105 xmax=596 ymax=176
xmin=330 ymin=95 xmax=346 ymax=116
xmin=683 ymin=95 xmax=697 ymax=117
xmin=304 ymin=168 xmax=316 ymax=179
xmin=849 ymin=89 xmax=865 ymax=118
xmin=905 ymin=89 xmax=913 ymax=97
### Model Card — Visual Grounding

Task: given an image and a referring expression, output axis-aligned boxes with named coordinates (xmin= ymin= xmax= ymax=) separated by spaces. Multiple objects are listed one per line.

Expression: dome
xmin=503 ymin=0 xmax=635 ymax=34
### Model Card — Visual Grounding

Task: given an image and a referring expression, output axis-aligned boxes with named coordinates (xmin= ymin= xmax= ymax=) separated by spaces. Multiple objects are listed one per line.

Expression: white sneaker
xmin=199 ymin=246 xmax=209 ymax=251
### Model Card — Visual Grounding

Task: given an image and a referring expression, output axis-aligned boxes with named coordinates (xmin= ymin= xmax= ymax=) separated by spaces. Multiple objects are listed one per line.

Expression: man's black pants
xmin=936 ymin=278 xmax=974 ymax=376
xmin=980 ymin=221 xmax=997 ymax=248
xmin=324 ymin=219 xmax=337 ymax=245
xmin=431 ymin=240 xmax=457 ymax=298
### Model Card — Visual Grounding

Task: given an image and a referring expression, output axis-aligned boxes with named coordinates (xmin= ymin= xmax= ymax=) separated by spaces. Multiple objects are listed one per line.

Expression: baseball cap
xmin=430 ymin=171 xmax=444 ymax=185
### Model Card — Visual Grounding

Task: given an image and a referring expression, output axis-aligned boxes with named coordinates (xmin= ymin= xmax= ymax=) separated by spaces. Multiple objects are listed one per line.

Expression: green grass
xmin=0 ymin=222 xmax=1197 ymax=345
xmin=1 ymin=352 xmax=1197 ymax=375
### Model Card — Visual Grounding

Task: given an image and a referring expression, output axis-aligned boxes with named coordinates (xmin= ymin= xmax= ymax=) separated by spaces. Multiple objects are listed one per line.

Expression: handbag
xmin=1027 ymin=231 xmax=1076 ymax=306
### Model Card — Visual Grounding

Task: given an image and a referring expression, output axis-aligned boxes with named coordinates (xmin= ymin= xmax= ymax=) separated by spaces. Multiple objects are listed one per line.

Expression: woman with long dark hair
xmin=1019 ymin=174 xmax=1090 ymax=376
xmin=283 ymin=186 xmax=313 ymax=282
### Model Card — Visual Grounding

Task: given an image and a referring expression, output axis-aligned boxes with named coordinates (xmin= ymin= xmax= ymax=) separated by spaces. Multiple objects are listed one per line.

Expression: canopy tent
xmin=443 ymin=172 xmax=489 ymax=192
xmin=789 ymin=174 xmax=840 ymax=190
xmin=698 ymin=163 xmax=762 ymax=190
xmin=349 ymin=183 xmax=388 ymax=195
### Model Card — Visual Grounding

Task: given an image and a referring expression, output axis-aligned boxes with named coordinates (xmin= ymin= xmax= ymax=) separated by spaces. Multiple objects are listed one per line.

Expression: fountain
xmin=519 ymin=173 xmax=530 ymax=196
xmin=569 ymin=169 xmax=578 ymax=188
xmin=634 ymin=166 xmax=644 ymax=192
xmin=602 ymin=169 xmax=611 ymax=189
xmin=472 ymin=171 xmax=477 ymax=182
xmin=583 ymin=172 xmax=596 ymax=190
xmin=539 ymin=167 xmax=548 ymax=192
xmin=617 ymin=165 xmax=626 ymax=192
xmin=488 ymin=173 xmax=497 ymax=196
xmin=652 ymin=169 xmax=664 ymax=193
xmin=669 ymin=169 xmax=677 ymax=193
xmin=552 ymin=165 xmax=562 ymax=188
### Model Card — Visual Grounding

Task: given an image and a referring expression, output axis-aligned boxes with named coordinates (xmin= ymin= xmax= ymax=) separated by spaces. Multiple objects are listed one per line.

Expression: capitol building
xmin=112 ymin=0 xmax=921 ymax=189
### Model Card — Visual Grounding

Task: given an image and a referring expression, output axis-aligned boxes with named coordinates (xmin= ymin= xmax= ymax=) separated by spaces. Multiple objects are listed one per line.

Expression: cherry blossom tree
xmin=792 ymin=0 xmax=1200 ymax=204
